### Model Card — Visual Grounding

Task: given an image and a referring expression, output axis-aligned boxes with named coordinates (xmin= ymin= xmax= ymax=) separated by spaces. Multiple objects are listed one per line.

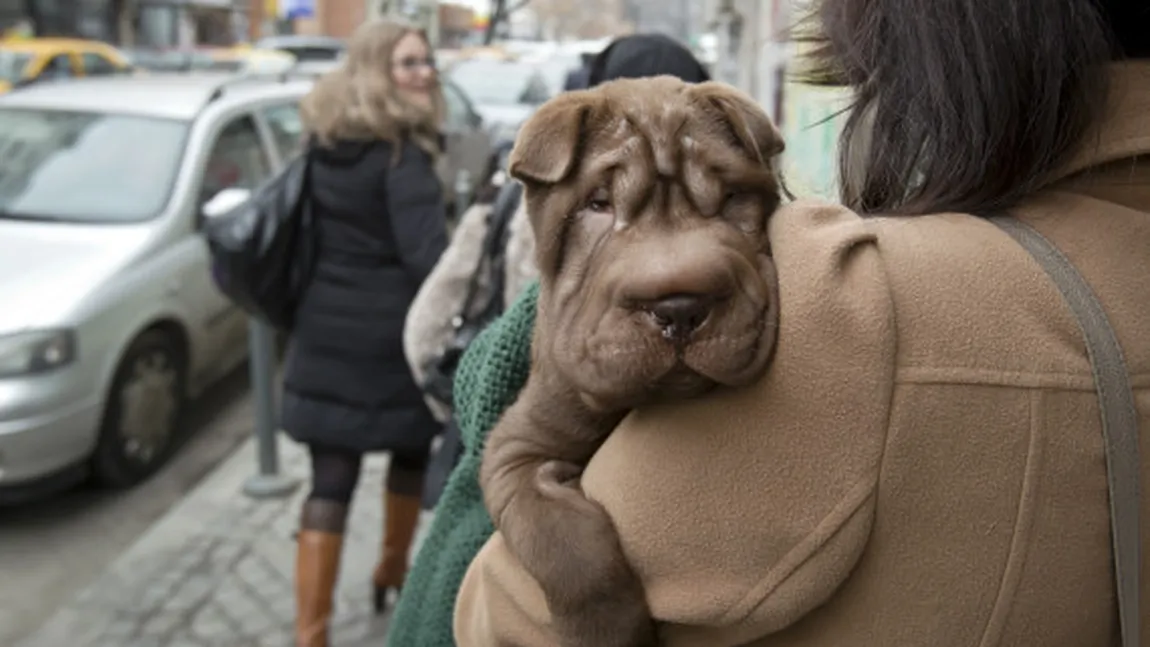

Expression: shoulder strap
xmin=457 ymin=181 xmax=523 ymax=324
xmin=989 ymin=214 xmax=1141 ymax=647
xmin=483 ymin=181 xmax=524 ymax=306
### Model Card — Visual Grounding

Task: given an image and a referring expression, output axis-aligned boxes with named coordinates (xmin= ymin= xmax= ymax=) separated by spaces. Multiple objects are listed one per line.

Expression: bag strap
xmin=456 ymin=181 xmax=523 ymax=328
xmin=989 ymin=214 xmax=1141 ymax=647
xmin=482 ymin=180 xmax=524 ymax=313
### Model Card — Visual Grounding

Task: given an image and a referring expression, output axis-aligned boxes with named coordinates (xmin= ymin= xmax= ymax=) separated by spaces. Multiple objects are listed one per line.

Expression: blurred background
xmin=0 ymin=1 xmax=849 ymax=645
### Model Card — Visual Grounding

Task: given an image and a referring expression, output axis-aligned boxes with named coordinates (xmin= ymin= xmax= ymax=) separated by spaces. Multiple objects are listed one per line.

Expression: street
xmin=0 ymin=366 xmax=255 ymax=646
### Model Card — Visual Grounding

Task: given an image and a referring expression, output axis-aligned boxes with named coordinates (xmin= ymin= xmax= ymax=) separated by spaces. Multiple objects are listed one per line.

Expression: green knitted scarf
xmin=386 ymin=281 xmax=538 ymax=647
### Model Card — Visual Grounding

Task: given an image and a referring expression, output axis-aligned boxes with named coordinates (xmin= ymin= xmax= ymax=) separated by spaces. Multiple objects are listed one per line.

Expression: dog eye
xmin=585 ymin=189 xmax=612 ymax=213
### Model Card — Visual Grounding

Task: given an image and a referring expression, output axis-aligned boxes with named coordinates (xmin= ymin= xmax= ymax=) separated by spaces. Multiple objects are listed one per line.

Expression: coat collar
xmin=1055 ymin=61 xmax=1150 ymax=180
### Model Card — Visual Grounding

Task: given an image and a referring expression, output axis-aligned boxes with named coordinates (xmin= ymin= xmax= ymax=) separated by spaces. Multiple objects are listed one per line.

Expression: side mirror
xmin=201 ymin=187 xmax=252 ymax=223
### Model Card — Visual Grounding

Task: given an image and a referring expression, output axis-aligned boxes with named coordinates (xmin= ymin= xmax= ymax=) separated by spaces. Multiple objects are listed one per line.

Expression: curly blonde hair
xmin=300 ymin=19 xmax=444 ymax=158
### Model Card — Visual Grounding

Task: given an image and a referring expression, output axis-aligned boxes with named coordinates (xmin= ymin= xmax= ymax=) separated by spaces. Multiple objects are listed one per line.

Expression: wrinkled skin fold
xmin=479 ymin=76 xmax=785 ymax=647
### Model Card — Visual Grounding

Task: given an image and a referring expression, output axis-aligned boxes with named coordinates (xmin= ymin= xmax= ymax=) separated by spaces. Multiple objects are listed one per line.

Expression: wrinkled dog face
xmin=509 ymin=76 xmax=783 ymax=411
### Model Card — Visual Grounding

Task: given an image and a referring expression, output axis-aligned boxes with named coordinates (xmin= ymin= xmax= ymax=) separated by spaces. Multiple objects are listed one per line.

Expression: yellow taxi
xmin=0 ymin=37 xmax=131 ymax=92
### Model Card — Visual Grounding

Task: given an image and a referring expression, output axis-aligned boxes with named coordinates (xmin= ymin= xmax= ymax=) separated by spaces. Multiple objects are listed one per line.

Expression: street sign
xmin=279 ymin=0 xmax=314 ymax=20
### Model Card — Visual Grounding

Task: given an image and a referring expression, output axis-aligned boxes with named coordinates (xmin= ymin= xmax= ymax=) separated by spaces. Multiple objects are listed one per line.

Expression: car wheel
xmin=92 ymin=329 xmax=186 ymax=488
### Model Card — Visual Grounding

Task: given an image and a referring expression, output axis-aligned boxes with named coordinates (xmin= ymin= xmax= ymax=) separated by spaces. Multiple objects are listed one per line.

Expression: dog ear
xmin=508 ymin=92 xmax=599 ymax=184
xmin=688 ymin=82 xmax=785 ymax=165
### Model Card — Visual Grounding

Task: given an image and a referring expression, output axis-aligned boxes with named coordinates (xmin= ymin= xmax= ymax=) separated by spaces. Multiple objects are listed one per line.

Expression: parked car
xmin=209 ymin=46 xmax=297 ymax=75
xmin=440 ymin=78 xmax=497 ymax=209
xmin=0 ymin=37 xmax=131 ymax=93
xmin=124 ymin=46 xmax=295 ymax=76
xmin=121 ymin=47 xmax=218 ymax=73
xmin=0 ymin=73 xmax=312 ymax=501
xmin=447 ymin=57 xmax=552 ymax=171
xmin=254 ymin=35 xmax=345 ymax=62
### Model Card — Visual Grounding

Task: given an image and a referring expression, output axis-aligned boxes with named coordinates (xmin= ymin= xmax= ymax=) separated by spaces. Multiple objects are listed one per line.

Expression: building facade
xmin=0 ymin=0 xmax=119 ymax=41
xmin=714 ymin=0 xmax=848 ymax=200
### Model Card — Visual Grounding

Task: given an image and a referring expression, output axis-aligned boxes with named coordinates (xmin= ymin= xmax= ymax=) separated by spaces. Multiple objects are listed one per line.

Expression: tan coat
xmin=454 ymin=62 xmax=1150 ymax=646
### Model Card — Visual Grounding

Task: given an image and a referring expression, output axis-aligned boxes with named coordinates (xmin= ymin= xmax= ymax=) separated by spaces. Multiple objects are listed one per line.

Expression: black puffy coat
xmin=281 ymin=138 xmax=447 ymax=455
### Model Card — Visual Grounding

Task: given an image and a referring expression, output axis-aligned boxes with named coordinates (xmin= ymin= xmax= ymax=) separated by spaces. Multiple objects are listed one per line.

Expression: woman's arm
xmin=453 ymin=201 xmax=897 ymax=646
xmin=387 ymin=143 xmax=449 ymax=285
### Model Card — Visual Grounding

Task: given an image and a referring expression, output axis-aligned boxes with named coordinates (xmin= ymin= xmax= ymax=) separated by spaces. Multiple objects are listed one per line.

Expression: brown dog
xmin=479 ymin=76 xmax=784 ymax=647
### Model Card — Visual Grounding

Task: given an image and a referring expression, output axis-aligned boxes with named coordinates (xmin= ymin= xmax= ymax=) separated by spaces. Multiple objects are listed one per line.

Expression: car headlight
xmin=0 ymin=330 xmax=77 ymax=378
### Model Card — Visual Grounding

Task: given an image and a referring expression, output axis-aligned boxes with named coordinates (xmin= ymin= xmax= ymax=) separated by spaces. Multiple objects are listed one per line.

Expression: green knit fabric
xmin=386 ymin=281 xmax=539 ymax=647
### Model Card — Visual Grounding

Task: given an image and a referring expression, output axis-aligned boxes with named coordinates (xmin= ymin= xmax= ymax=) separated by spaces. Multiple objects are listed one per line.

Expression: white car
xmin=0 ymin=73 xmax=313 ymax=500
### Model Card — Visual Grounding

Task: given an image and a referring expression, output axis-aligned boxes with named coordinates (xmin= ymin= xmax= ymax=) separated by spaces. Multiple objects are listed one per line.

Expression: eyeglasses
xmin=395 ymin=56 xmax=436 ymax=71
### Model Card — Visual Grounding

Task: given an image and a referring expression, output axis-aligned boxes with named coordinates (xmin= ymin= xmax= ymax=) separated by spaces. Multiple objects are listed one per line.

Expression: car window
xmin=441 ymin=82 xmax=472 ymax=130
xmin=261 ymin=103 xmax=304 ymax=160
xmin=521 ymin=75 xmax=551 ymax=104
xmin=0 ymin=51 xmax=32 ymax=83
xmin=201 ymin=115 xmax=272 ymax=204
xmin=285 ymin=46 xmax=342 ymax=62
xmin=81 ymin=52 xmax=119 ymax=76
xmin=449 ymin=60 xmax=537 ymax=105
xmin=42 ymin=54 xmax=75 ymax=79
xmin=0 ymin=109 xmax=188 ymax=223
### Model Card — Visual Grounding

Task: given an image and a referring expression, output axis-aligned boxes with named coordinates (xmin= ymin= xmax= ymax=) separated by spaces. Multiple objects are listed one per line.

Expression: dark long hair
xmin=796 ymin=0 xmax=1140 ymax=215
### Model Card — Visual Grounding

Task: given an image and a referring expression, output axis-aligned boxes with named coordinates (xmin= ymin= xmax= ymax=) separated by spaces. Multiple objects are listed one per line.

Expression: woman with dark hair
xmin=450 ymin=1 xmax=1150 ymax=645
xmin=386 ymin=32 xmax=711 ymax=647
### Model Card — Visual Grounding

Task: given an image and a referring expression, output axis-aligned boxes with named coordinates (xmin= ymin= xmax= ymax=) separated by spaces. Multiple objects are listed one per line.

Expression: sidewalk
xmin=20 ymin=435 xmax=433 ymax=647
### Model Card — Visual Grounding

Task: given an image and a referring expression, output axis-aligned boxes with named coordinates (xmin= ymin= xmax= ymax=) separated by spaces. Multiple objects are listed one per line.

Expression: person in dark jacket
xmin=383 ymin=31 xmax=711 ymax=647
xmin=286 ymin=18 xmax=448 ymax=647
xmin=586 ymin=32 xmax=711 ymax=86
xmin=561 ymin=52 xmax=596 ymax=91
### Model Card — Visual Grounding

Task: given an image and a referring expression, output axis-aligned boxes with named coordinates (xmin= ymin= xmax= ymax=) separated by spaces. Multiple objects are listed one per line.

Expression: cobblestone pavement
xmin=20 ymin=436 xmax=434 ymax=647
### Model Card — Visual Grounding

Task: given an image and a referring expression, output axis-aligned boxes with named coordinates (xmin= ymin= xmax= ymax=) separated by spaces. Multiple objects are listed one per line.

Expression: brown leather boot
xmin=371 ymin=490 xmax=422 ymax=614
xmin=295 ymin=499 xmax=347 ymax=647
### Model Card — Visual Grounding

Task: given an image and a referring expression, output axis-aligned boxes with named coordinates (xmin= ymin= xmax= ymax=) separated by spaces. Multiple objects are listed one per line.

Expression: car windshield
xmin=0 ymin=108 xmax=188 ymax=223
xmin=0 ymin=50 xmax=32 ymax=83
xmin=206 ymin=58 xmax=244 ymax=72
xmin=281 ymin=46 xmax=342 ymax=62
xmin=535 ymin=55 xmax=581 ymax=96
xmin=449 ymin=61 xmax=536 ymax=105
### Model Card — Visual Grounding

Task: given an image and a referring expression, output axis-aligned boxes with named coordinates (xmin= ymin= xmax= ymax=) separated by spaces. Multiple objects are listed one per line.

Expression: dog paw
xmin=552 ymin=589 xmax=658 ymax=647
xmin=536 ymin=459 xmax=583 ymax=489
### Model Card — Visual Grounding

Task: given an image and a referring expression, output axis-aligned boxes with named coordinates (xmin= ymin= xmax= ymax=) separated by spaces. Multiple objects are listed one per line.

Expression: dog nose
xmin=647 ymin=295 xmax=711 ymax=342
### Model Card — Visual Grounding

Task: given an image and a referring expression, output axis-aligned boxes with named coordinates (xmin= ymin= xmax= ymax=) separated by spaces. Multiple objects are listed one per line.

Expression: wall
xmin=720 ymin=0 xmax=849 ymax=201
xmin=291 ymin=0 xmax=360 ymax=37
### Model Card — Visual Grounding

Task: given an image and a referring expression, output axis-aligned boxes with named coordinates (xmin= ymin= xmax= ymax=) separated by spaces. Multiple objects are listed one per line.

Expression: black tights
xmin=307 ymin=445 xmax=429 ymax=505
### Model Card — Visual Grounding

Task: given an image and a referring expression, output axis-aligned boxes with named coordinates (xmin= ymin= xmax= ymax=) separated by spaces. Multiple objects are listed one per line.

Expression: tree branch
xmin=485 ymin=0 xmax=533 ymax=44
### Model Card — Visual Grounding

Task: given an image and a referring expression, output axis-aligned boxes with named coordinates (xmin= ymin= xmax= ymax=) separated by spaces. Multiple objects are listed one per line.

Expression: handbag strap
xmin=456 ymin=181 xmax=523 ymax=328
xmin=989 ymin=214 xmax=1141 ymax=647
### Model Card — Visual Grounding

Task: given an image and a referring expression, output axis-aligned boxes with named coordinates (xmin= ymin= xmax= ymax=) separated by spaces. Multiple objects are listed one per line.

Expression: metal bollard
xmin=242 ymin=317 xmax=300 ymax=499
xmin=454 ymin=168 xmax=472 ymax=222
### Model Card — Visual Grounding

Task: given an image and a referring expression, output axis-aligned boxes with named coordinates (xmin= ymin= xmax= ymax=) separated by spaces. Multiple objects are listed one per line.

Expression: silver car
xmin=446 ymin=57 xmax=553 ymax=172
xmin=0 ymin=74 xmax=313 ymax=499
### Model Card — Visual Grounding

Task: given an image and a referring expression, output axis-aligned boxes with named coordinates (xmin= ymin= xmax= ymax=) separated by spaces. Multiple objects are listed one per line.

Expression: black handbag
xmin=421 ymin=180 xmax=523 ymax=407
xmin=205 ymin=148 xmax=317 ymax=332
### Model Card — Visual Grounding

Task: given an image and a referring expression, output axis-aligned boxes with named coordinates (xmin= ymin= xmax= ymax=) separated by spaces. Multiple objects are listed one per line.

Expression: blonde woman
xmin=283 ymin=19 xmax=447 ymax=647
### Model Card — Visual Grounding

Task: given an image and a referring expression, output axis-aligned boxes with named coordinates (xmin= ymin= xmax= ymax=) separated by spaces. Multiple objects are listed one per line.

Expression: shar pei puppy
xmin=480 ymin=75 xmax=786 ymax=647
